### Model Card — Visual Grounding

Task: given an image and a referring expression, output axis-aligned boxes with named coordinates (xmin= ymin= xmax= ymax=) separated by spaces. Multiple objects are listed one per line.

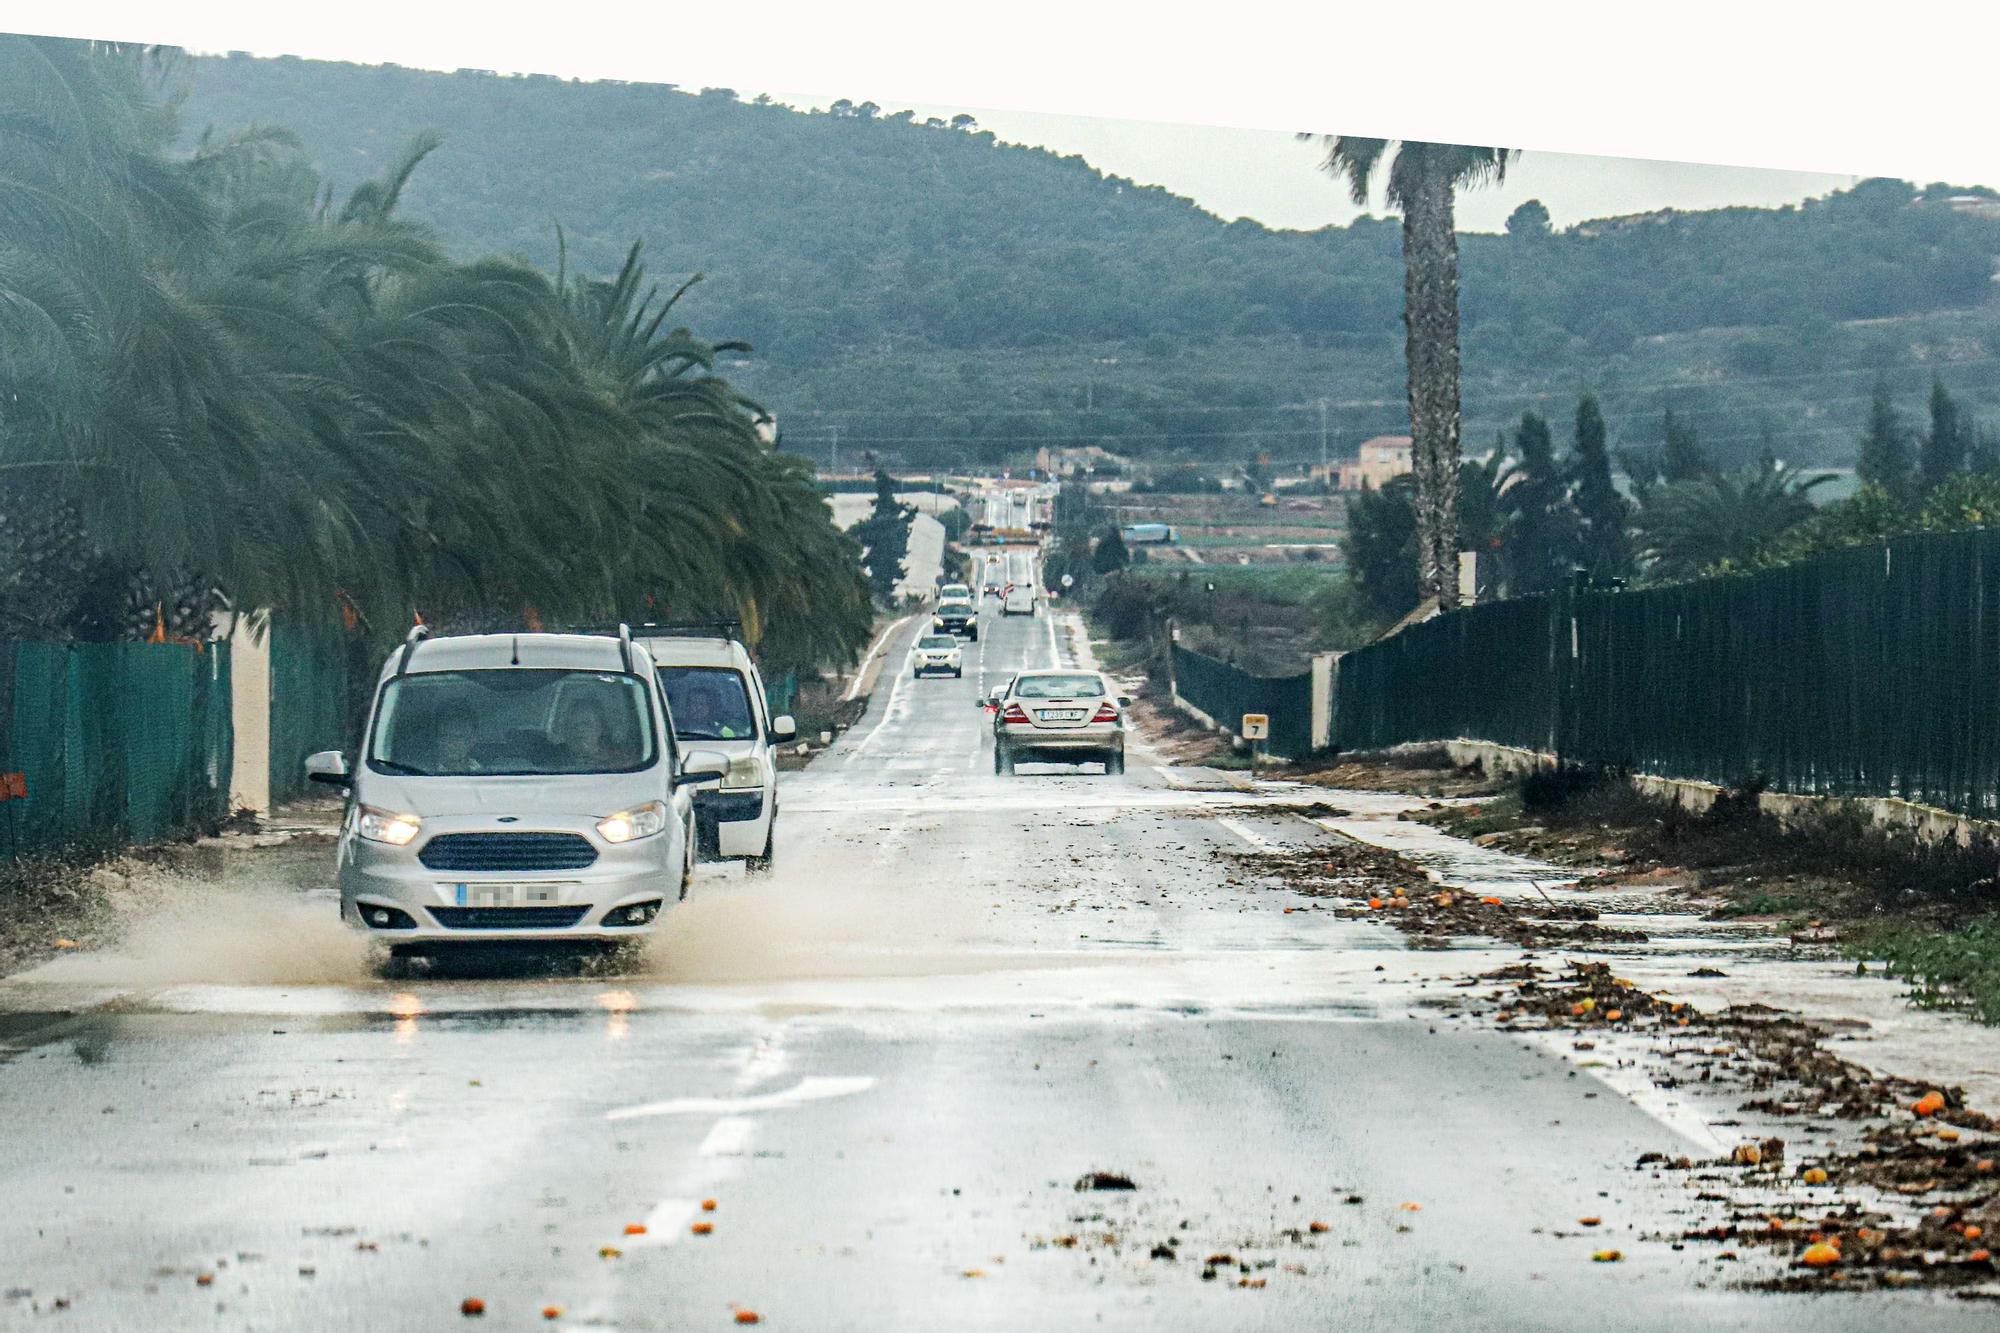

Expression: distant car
xmin=988 ymin=670 xmax=1128 ymax=776
xmin=982 ymin=583 xmax=1002 ymax=599
xmin=1001 ymin=585 xmax=1036 ymax=616
xmin=912 ymin=634 xmax=964 ymax=678
xmin=934 ymin=593 xmax=980 ymax=639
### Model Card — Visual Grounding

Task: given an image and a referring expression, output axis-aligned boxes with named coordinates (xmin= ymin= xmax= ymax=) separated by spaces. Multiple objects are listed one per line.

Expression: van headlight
xmin=354 ymin=805 xmax=422 ymax=846
xmin=597 ymin=800 xmax=669 ymax=844
xmin=723 ymin=755 xmax=763 ymax=790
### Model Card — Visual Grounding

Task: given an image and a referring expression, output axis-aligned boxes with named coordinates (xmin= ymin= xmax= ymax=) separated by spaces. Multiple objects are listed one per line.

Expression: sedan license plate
xmin=450 ymin=882 xmax=565 ymax=908
xmin=1038 ymin=708 xmax=1085 ymax=722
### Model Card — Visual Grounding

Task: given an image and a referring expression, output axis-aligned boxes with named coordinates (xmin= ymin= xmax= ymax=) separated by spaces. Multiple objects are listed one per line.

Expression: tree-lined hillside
xmin=173 ymin=53 xmax=2000 ymax=471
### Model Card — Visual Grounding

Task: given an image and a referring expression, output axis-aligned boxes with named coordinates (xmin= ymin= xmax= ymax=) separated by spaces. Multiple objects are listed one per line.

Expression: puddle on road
xmin=15 ymin=845 xmax=372 ymax=988
xmin=5 ymin=841 xmax=1087 ymax=997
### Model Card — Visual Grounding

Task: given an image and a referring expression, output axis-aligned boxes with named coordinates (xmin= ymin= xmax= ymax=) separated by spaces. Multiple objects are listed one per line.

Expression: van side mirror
xmin=305 ymin=751 xmax=350 ymax=788
xmin=770 ymin=714 xmax=797 ymax=743
xmin=676 ymin=750 xmax=729 ymax=790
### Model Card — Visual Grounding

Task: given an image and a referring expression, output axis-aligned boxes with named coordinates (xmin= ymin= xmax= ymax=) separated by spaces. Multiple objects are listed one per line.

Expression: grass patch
xmin=1849 ymin=918 xmax=2000 ymax=1022
xmin=1707 ymin=887 xmax=1818 ymax=919
xmin=1122 ymin=563 xmax=1344 ymax=607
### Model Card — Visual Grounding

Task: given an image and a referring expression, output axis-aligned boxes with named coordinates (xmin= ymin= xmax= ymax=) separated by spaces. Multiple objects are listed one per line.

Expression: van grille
xmin=428 ymin=906 xmax=591 ymax=930
xmin=417 ymin=833 xmax=598 ymax=872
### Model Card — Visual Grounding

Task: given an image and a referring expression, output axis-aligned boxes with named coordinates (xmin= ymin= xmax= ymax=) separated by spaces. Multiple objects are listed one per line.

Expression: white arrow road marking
xmin=606 ymin=1075 xmax=877 ymax=1121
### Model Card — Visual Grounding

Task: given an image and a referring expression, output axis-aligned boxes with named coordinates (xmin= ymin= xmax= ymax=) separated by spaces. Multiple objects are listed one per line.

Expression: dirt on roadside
xmin=1231 ymin=829 xmax=2000 ymax=1297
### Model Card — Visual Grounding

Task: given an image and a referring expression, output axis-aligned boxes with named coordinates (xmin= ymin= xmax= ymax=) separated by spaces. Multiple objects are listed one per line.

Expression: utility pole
xmin=830 ymin=424 xmax=841 ymax=475
xmin=1318 ymin=398 xmax=1329 ymax=471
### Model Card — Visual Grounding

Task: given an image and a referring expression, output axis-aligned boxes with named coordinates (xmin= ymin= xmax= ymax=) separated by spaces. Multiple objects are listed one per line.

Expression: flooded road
xmin=2 ymin=611 xmax=1993 ymax=1330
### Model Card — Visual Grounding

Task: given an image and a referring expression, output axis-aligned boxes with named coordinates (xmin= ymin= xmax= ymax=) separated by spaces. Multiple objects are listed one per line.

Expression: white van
xmin=1002 ymin=584 xmax=1037 ymax=616
xmin=633 ymin=624 xmax=795 ymax=873
xmin=305 ymin=626 xmax=726 ymax=953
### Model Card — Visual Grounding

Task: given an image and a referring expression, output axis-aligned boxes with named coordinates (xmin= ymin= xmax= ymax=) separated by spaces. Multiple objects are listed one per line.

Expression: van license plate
xmin=451 ymin=883 xmax=563 ymax=908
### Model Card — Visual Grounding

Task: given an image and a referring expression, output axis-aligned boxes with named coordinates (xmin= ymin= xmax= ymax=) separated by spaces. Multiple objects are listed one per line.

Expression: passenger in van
xmin=564 ymin=695 xmax=635 ymax=771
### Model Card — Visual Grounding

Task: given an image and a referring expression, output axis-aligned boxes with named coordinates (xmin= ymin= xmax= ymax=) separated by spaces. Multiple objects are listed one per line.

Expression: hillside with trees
xmin=174 ymin=54 xmax=2000 ymax=474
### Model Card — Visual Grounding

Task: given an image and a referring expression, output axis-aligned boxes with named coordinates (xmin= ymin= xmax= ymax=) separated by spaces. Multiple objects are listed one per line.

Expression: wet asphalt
xmin=1 ymin=608 xmax=1991 ymax=1330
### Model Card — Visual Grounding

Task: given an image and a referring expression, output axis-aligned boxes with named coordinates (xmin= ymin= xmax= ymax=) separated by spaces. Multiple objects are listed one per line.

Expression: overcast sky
xmin=772 ymin=93 xmax=1866 ymax=234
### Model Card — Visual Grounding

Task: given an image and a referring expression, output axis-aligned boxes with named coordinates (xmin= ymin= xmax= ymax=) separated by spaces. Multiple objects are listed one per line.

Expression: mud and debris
xmin=1230 ymin=844 xmax=1648 ymax=951
xmin=1232 ymin=807 xmax=2000 ymax=1297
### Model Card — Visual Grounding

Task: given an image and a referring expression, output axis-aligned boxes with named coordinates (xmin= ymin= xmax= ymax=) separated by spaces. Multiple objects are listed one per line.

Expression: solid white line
xmin=849 ymin=650 xmax=918 ymax=759
xmin=843 ymin=613 xmax=916 ymax=702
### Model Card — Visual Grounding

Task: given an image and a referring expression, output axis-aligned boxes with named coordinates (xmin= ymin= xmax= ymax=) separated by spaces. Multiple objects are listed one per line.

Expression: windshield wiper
xmin=372 ymin=758 xmax=431 ymax=776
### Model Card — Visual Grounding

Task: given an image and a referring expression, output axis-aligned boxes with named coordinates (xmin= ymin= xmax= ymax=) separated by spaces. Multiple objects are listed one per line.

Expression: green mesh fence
xmin=1170 ymin=643 xmax=1314 ymax=758
xmin=764 ymin=670 xmax=798 ymax=722
xmin=1 ymin=640 xmax=233 ymax=859
xmin=1331 ymin=527 xmax=2000 ymax=818
xmin=267 ymin=618 xmax=354 ymax=805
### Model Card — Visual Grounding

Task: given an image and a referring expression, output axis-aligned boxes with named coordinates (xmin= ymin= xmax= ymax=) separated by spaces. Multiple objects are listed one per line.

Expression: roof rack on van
xmin=590 ymin=619 xmax=744 ymax=644
xmin=394 ymin=623 xmax=431 ymax=677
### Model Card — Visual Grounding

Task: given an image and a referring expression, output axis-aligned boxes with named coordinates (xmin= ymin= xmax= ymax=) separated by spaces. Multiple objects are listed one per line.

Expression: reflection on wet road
xmin=3 ymin=607 xmax=1991 ymax=1329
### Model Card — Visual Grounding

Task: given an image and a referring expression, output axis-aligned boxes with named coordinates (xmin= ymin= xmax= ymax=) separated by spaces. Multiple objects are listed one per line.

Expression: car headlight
xmin=354 ymin=805 xmax=422 ymax=846
xmin=597 ymin=800 xmax=669 ymax=843
xmin=723 ymin=755 xmax=763 ymax=789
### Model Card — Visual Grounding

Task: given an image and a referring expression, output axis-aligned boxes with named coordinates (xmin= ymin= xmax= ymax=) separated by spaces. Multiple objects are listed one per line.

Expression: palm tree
xmin=1304 ymin=138 xmax=1517 ymax=608
xmin=2 ymin=35 xmax=874 ymax=677
xmin=1631 ymin=463 xmax=1832 ymax=580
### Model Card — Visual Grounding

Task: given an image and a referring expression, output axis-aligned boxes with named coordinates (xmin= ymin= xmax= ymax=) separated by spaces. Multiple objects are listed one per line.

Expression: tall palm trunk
xmin=1401 ymin=161 xmax=1462 ymax=609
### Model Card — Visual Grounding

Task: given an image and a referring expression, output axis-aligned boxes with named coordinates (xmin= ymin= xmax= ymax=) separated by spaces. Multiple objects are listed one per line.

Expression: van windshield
xmin=657 ymin=666 xmax=757 ymax=741
xmin=370 ymin=670 xmax=656 ymax=776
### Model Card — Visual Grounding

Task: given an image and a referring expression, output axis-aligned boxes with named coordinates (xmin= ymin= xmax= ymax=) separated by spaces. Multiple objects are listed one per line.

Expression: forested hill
xmin=176 ymin=53 xmax=2000 ymax=469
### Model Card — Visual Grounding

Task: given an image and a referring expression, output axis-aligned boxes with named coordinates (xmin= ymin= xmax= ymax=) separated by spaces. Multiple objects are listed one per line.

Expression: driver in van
xmin=431 ymin=705 xmax=481 ymax=774
xmin=679 ymin=678 xmax=745 ymax=739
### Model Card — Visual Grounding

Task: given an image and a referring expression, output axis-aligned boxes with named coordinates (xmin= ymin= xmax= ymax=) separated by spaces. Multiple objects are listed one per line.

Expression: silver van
xmin=635 ymin=625 xmax=795 ymax=873
xmin=305 ymin=626 xmax=726 ymax=952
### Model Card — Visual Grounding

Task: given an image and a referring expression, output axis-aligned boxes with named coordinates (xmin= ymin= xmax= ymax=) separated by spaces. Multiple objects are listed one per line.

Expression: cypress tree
xmin=1661 ymin=409 xmax=1711 ymax=482
xmin=1501 ymin=411 xmax=1576 ymax=595
xmin=1921 ymin=376 xmax=1966 ymax=489
xmin=1569 ymin=395 xmax=1630 ymax=578
xmin=1856 ymin=381 xmax=1912 ymax=497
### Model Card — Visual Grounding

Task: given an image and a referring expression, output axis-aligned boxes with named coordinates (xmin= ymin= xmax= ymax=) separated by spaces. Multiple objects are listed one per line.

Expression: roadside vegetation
xmin=1354 ymin=755 xmax=2000 ymax=1023
xmin=0 ymin=37 xmax=871 ymax=676
xmin=1342 ymin=382 xmax=1999 ymax=620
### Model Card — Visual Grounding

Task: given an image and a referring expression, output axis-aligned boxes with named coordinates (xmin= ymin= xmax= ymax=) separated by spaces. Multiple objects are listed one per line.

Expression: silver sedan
xmin=987 ymin=670 xmax=1128 ymax=775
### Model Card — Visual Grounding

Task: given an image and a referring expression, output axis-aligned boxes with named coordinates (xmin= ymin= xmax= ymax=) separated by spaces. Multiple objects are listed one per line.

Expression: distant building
xmin=1311 ymin=435 xmax=1414 ymax=491
xmin=1942 ymin=195 xmax=2000 ymax=222
xmin=1035 ymin=444 xmax=1124 ymax=476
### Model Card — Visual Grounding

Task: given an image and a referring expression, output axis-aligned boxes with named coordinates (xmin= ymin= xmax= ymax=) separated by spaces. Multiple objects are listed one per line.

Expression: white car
xmin=636 ymin=625 xmax=796 ymax=873
xmin=912 ymin=633 xmax=964 ymax=678
xmin=306 ymin=626 xmax=727 ymax=954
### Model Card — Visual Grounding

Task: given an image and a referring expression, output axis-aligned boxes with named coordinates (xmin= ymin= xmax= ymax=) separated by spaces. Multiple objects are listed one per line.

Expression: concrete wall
xmin=224 ymin=617 xmax=271 ymax=815
xmin=1388 ymin=737 xmax=2000 ymax=850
